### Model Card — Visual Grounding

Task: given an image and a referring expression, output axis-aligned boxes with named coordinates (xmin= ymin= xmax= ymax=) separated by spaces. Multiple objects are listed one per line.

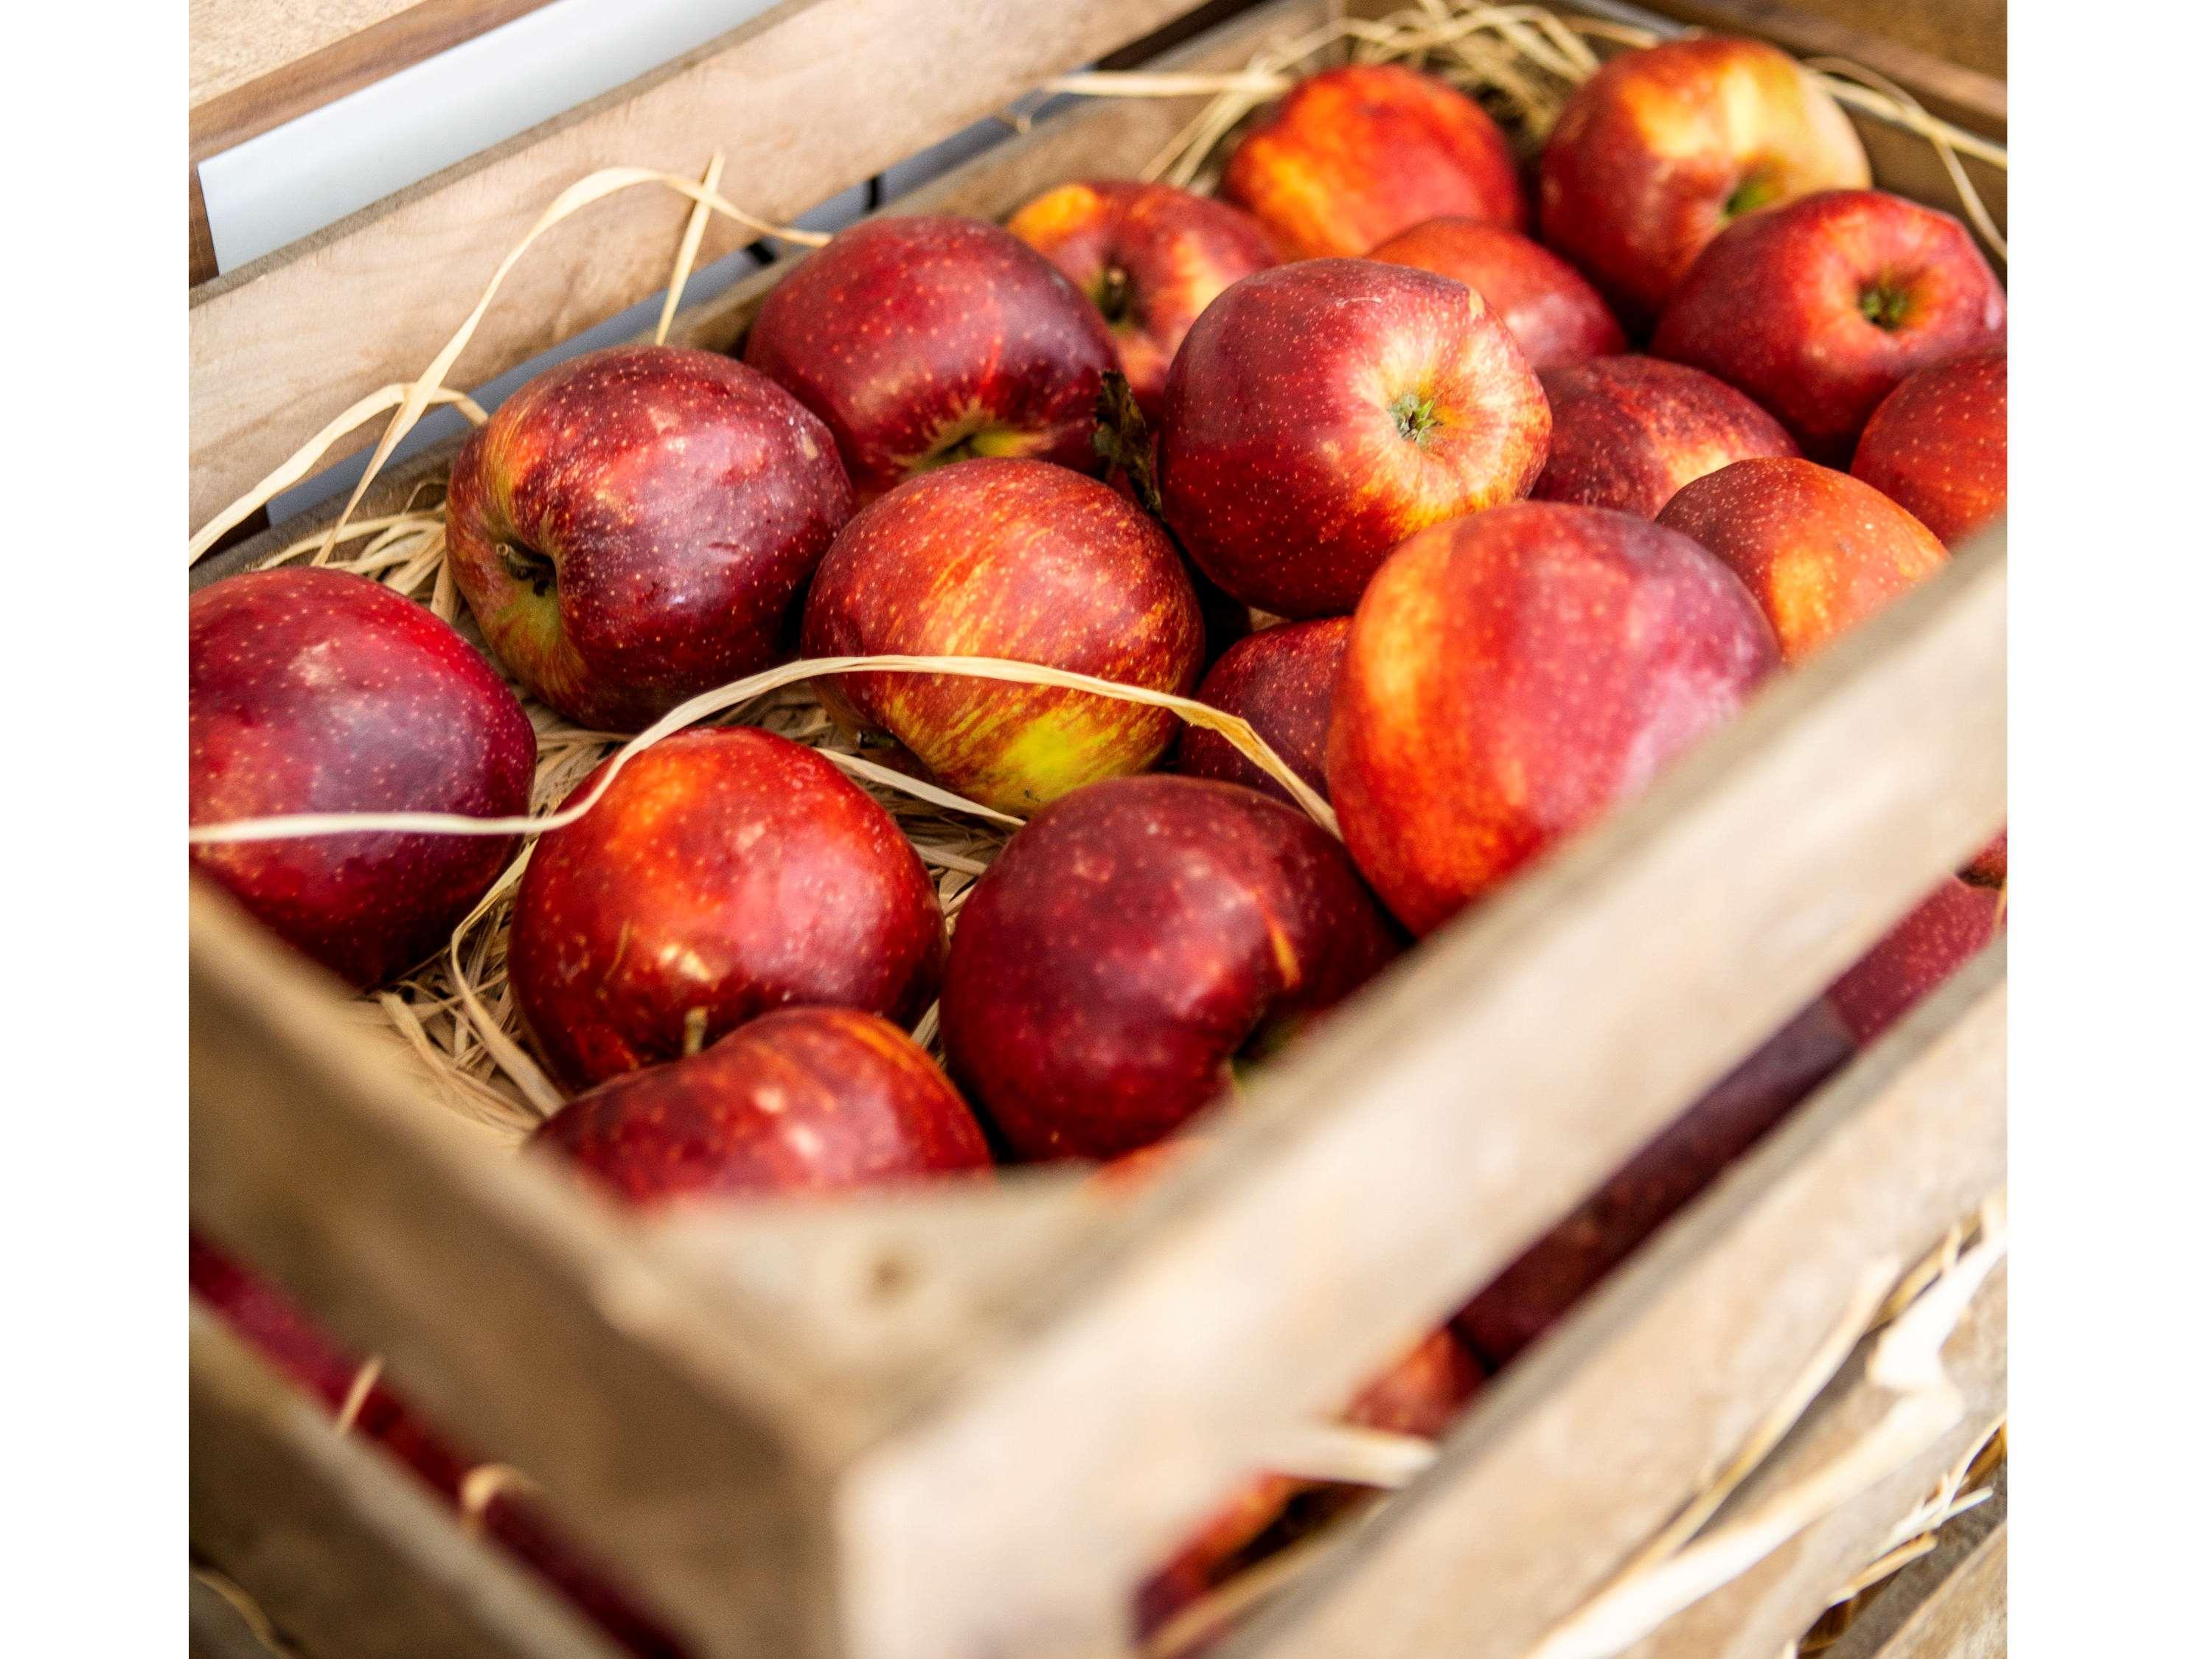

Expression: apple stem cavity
xmin=498 ymin=540 xmax=557 ymax=599
xmin=1389 ymin=392 xmax=1442 ymax=447
xmin=1095 ymin=265 xmax=1136 ymax=327
xmin=1722 ymin=169 xmax=1778 ymax=220
xmin=1857 ymin=282 xmax=1913 ymax=330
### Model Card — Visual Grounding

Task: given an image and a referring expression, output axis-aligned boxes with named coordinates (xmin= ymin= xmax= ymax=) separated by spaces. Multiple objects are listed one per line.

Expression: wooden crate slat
xmin=187 ymin=0 xmax=1253 ymax=529
xmin=1224 ymin=945 xmax=2003 ymax=1659
xmin=1824 ymin=1484 xmax=2006 ymax=1659
xmin=189 ymin=882 xmax=863 ymax=1659
xmin=820 ymin=537 xmax=2003 ymax=1659
xmin=190 ymin=1306 xmax=619 ymax=1659
xmin=189 ymin=0 xmax=1332 ymax=591
xmin=1621 ymin=1265 xmax=2006 ymax=1659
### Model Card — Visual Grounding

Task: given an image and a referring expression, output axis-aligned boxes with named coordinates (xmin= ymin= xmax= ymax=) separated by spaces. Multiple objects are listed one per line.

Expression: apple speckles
xmin=445 ymin=345 xmax=851 ymax=731
xmin=941 ymin=773 xmax=1397 ymax=1161
xmin=189 ymin=567 xmax=538 ymax=989
xmin=800 ymin=457 xmax=1203 ymax=815
xmin=508 ymin=727 xmax=945 ymax=1088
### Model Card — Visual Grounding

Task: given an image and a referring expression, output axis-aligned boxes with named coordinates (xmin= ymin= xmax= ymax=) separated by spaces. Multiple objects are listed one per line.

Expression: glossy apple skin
xmin=1135 ymin=1329 xmax=1484 ymax=1641
xmin=445 ymin=345 xmax=851 ymax=732
xmin=1538 ymin=35 xmax=1870 ymax=329
xmin=1329 ymin=503 xmax=1780 ymax=935
xmin=1851 ymin=349 xmax=2007 ymax=548
xmin=1222 ymin=64 xmax=1527 ymax=259
xmin=1006 ymin=180 xmax=1276 ymax=420
xmin=742 ymin=215 xmax=1116 ymax=503
xmin=1368 ymin=218 xmax=1626 ymax=371
xmin=190 ymin=1235 xmax=687 ymax=1656
xmin=509 ymin=728 xmax=943 ymax=1088
xmin=1534 ymin=356 xmax=1798 ymax=518
xmin=532 ymin=1007 xmax=992 ymax=1206
xmin=1158 ymin=260 xmax=1551 ymax=619
xmin=1657 ymin=457 xmax=1947 ymax=665
xmin=1826 ymin=878 xmax=2004 ymax=1045
xmin=189 ymin=568 xmax=536 ymax=990
xmin=1455 ymin=998 xmax=1857 ymax=1365
xmin=942 ymin=776 xmax=1399 ymax=1161
xmin=1175 ymin=616 xmax=1352 ymax=806
xmin=801 ymin=457 xmax=1203 ymax=815
xmin=1652 ymin=190 xmax=2007 ymax=462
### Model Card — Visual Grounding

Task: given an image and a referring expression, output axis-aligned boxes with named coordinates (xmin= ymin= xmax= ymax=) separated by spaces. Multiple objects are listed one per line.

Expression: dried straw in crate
xmin=187 ymin=4 xmax=2010 ymax=1650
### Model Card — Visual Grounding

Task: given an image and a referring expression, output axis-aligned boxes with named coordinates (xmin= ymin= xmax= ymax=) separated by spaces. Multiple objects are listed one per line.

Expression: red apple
xmin=1005 ymin=179 xmax=1276 ymax=420
xmin=1850 ymin=348 xmax=2007 ymax=548
xmin=800 ymin=456 xmax=1203 ymax=815
xmin=1454 ymin=998 xmax=1857 ymax=1365
xmin=1135 ymin=1329 xmax=1483 ymax=1641
xmin=1175 ymin=616 xmax=1352 ymax=805
xmin=1652 ymin=189 xmax=2006 ymax=461
xmin=1222 ymin=63 xmax=1526 ymax=259
xmin=1538 ymin=35 xmax=1870 ymax=328
xmin=531 ymin=1006 xmax=992 ymax=1206
xmin=941 ymin=775 xmax=1398 ymax=1161
xmin=1533 ymin=355 xmax=1798 ymax=518
xmin=1826 ymin=878 xmax=2004 ymax=1045
xmin=1964 ymin=831 xmax=2007 ymax=888
xmin=742 ymin=215 xmax=1116 ymax=503
xmin=508 ymin=727 xmax=943 ymax=1088
xmin=1655 ymin=456 xmax=1947 ymax=665
xmin=1158 ymin=259 xmax=1551 ymax=619
xmin=445 ymin=344 xmax=851 ymax=731
xmin=1328 ymin=502 xmax=1779 ymax=935
xmin=1368 ymin=217 xmax=1626 ymax=371
xmin=190 ymin=568 xmax=536 ymax=990
xmin=191 ymin=1235 xmax=687 ymax=1656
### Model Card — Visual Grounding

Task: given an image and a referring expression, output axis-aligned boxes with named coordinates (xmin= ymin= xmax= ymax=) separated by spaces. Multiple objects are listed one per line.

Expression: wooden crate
xmin=188 ymin=2 xmax=2008 ymax=1657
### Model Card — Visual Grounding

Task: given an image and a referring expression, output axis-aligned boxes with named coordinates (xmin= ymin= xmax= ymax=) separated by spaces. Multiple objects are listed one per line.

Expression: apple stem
xmin=1095 ymin=265 xmax=1137 ymax=327
xmin=1390 ymin=392 xmax=1441 ymax=447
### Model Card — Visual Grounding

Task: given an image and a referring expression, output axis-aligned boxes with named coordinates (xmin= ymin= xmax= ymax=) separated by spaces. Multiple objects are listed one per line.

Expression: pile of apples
xmin=189 ymin=32 xmax=2008 ymax=1650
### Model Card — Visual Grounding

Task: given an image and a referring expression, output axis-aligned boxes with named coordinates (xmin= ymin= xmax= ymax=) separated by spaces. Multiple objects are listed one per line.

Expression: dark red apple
xmin=1826 ymin=878 xmax=2004 ymax=1045
xmin=1652 ymin=189 xmax=2007 ymax=461
xmin=189 ymin=567 xmax=536 ymax=989
xmin=1174 ymin=616 xmax=1352 ymax=805
xmin=743 ymin=215 xmax=1116 ymax=503
xmin=190 ymin=1234 xmax=687 ymax=1656
xmin=1368 ymin=217 xmax=1626 ymax=371
xmin=508 ymin=727 xmax=943 ymax=1088
xmin=800 ymin=456 xmax=1203 ymax=815
xmin=1005 ymin=179 xmax=1276 ymax=420
xmin=1655 ymin=456 xmax=1948 ymax=664
xmin=1328 ymin=502 xmax=1779 ymax=935
xmin=941 ymin=775 xmax=1398 ymax=1161
xmin=1222 ymin=63 xmax=1527 ymax=259
xmin=1533 ymin=355 xmax=1798 ymax=518
xmin=1537 ymin=35 xmax=1871 ymax=329
xmin=1850 ymin=348 xmax=2008 ymax=547
xmin=1454 ymin=998 xmax=1857 ymax=1365
xmin=445 ymin=344 xmax=851 ymax=731
xmin=531 ymin=1006 xmax=992 ymax=1206
xmin=1157 ymin=259 xmax=1551 ymax=619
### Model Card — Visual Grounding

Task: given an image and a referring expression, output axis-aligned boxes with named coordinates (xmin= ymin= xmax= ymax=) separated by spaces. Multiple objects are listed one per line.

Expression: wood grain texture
xmin=188 ymin=0 xmax=1219 ymax=529
xmin=189 ymin=0 xmax=1331 ymax=591
xmin=190 ymin=882 xmax=854 ymax=1659
xmin=824 ymin=535 xmax=2004 ymax=1659
xmin=191 ymin=1 xmax=557 ymax=144
xmin=1622 ymin=1264 xmax=2006 ymax=1659
xmin=1229 ymin=947 xmax=2004 ymax=1659
xmin=190 ymin=1306 xmax=617 ymax=1659
xmin=1826 ymin=1466 xmax=2006 ymax=1659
